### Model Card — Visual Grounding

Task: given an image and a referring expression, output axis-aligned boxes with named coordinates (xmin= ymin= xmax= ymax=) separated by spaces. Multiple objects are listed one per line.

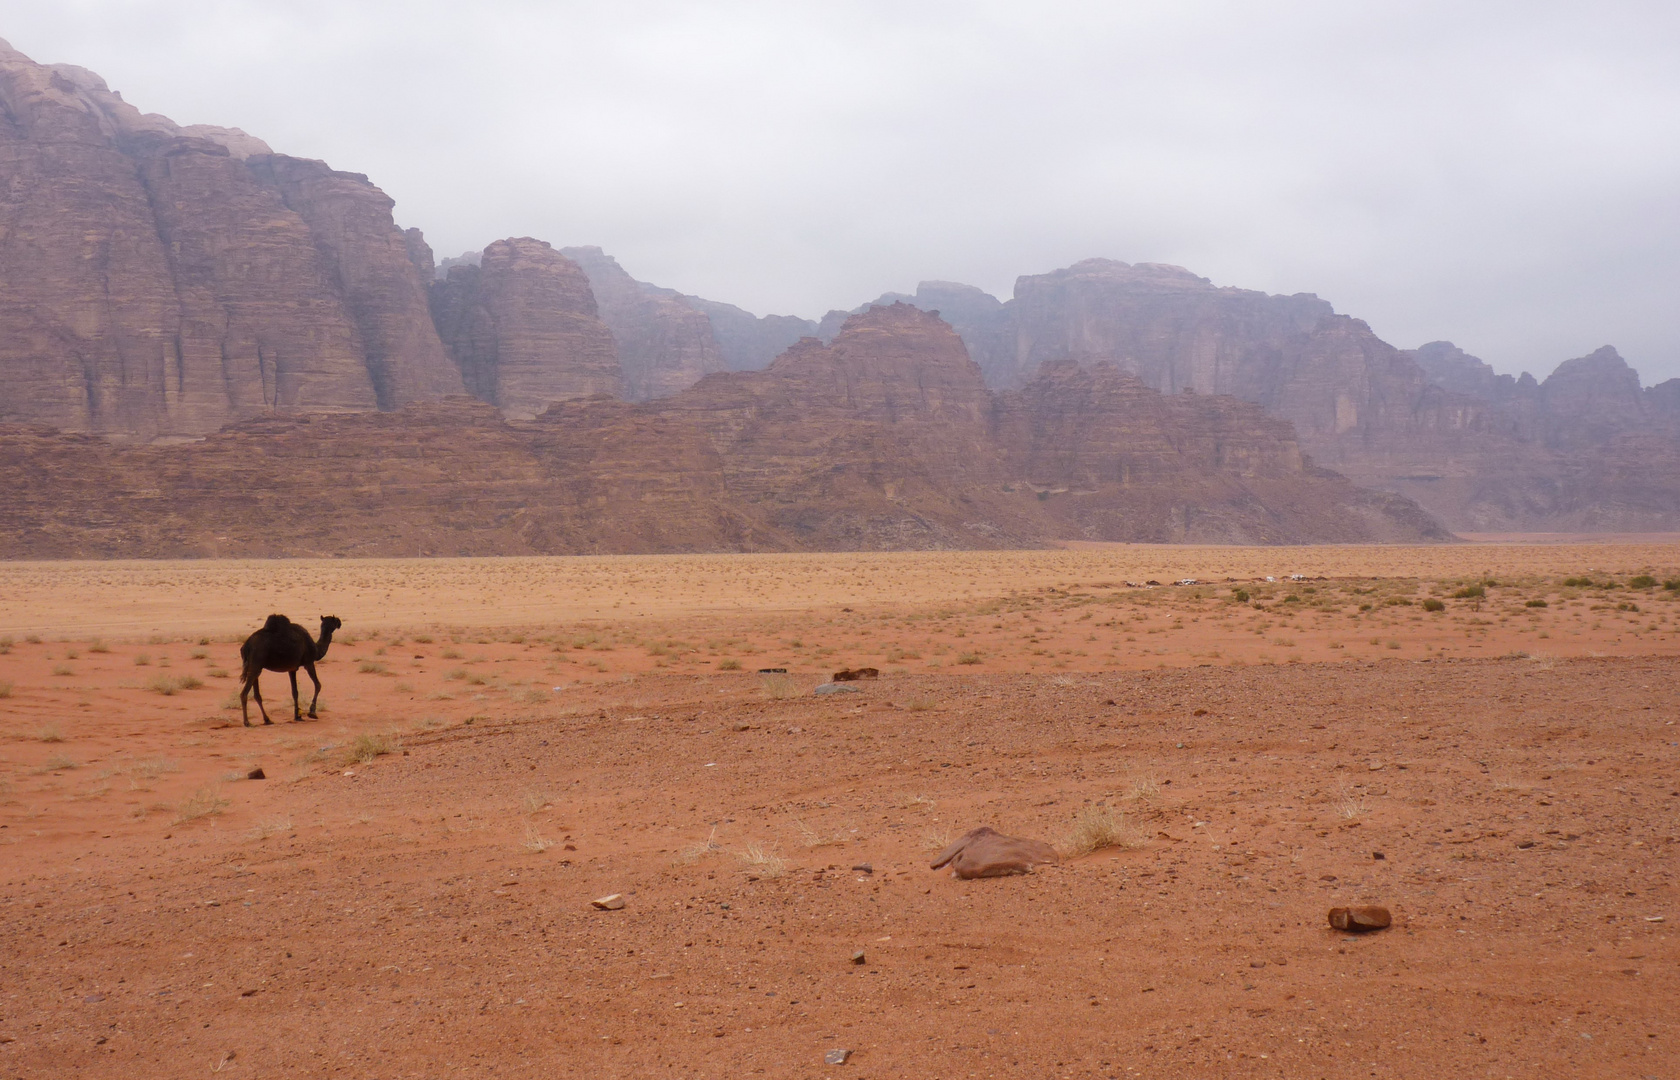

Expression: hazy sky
xmin=6 ymin=1 xmax=1679 ymax=382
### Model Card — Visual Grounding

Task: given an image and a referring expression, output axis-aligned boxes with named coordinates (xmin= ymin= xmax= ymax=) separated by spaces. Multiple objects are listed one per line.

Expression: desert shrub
xmin=1421 ymin=599 xmax=1444 ymax=612
xmin=1663 ymin=578 xmax=1680 ymax=592
xmin=717 ymin=659 xmax=742 ymax=670
xmin=1231 ymin=589 xmax=1249 ymax=603
xmin=1628 ymin=574 xmax=1656 ymax=589
xmin=1283 ymin=594 xmax=1300 ymax=604
xmin=343 ymin=733 xmax=395 ymax=764
xmin=1617 ymin=602 xmax=1640 ymax=613
xmin=1561 ymin=576 xmax=1596 ymax=588
xmin=148 ymin=674 xmax=202 ymax=695
xmin=357 ymin=660 xmax=388 ymax=674
xmin=1062 ymin=805 xmax=1146 ymax=856
xmin=956 ymin=652 xmax=982 ymax=665
xmin=1382 ymin=597 xmax=1413 ymax=607
xmin=759 ymin=673 xmax=801 ymax=699
xmin=412 ymin=634 xmax=433 ymax=644
xmin=1525 ymin=599 xmax=1548 ymax=608
xmin=1451 ymin=585 xmax=1485 ymax=599
xmin=174 ymin=788 xmax=229 ymax=823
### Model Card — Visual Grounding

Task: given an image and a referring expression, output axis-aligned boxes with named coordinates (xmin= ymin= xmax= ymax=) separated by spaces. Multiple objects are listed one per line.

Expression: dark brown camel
xmin=239 ymin=614 xmax=341 ymax=726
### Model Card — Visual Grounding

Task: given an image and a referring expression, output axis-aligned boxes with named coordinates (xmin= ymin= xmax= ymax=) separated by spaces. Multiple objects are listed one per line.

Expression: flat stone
xmin=851 ymin=863 xmax=873 ymax=874
xmin=825 ymin=1048 xmax=852 ymax=1065
xmin=246 ymin=767 xmax=265 ymax=780
xmin=813 ymin=683 xmax=860 ymax=696
xmin=1328 ymin=905 xmax=1391 ymax=931
xmin=591 ymin=894 xmax=626 ymax=911
xmin=850 ymin=950 xmax=866 ymax=965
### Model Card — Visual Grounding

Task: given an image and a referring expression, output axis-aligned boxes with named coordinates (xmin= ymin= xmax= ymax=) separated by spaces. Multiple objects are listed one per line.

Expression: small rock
xmin=591 ymin=894 xmax=626 ymax=911
xmin=1328 ymin=905 xmax=1392 ymax=932
xmin=1371 ymin=851 xmax=1385 ymax=860
xmin=246 ymin=767 xmax=266 ymax=780
xmin=757 ymin=667 xmax=787 ymax=674
xmin=813 ymin=683 xmax=860 ymax=696
xmin=825 ymin=1048 xmax=852 ymax=1065
xmin=850 ymin=950 xmax=866 ymax=965
xmin=851 ymin=863 xmax=873 ymax=874
xmin=1516 ymin=839 xmax=1536 ymax=849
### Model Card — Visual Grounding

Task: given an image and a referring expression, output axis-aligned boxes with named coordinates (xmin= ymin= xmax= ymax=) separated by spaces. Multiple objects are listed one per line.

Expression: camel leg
xmin=288 ymin=669 xmax=303 ymax=722
xmin=303 ymin=659 xmax=322 ymax=719
xmin=245 ymin=672 xmax=273 ymax=726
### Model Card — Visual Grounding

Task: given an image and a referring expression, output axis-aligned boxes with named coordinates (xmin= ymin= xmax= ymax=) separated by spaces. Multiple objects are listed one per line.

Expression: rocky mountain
xmin=427 ymin=238 xmax=622 ymax=417
xmin=0 ymin=305 xmax=1446 ymax=557
xmin=0 ymin=39 xmax=461 ymax=440
xmin=559 ymin=246 xmax=726 ymax=400
xmin=832 ymin=260 xmax=1680 ymax=531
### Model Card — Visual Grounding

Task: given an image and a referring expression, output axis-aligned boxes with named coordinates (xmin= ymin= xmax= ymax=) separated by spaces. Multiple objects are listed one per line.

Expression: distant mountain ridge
xmin=0 ymin=306 xmax=1445 ymax=558
xmin=0 ymin=39 xmax=1674 ymax=537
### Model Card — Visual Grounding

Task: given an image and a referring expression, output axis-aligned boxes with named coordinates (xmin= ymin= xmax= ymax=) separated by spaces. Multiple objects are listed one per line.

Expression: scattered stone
xmin=1516 ymin=839 xmax=1536 ymax=849
xmin=850 ymin=950 xmax=866 ymax=965
xmin=832 ymin=667 xmax=879 ymax=682
xmin=931 ymin=826 xmax=1058 ymax=879
xmin=591 ymin=894 xmax=626 ymax=911
xmin=813 ymin=683 xmax=860 ymax=696
xmin=1328 ymin=905 xmax=1392 ymax=932
xmin=1371 ymin=851 xmax=1385 ymax=860
xmin=851 ymin=863 xmax=873 ymax=874
xmin=757 ymin=667 xmax=787 ymax=674
xmin=825 ymin=1048 xmax=853 ymax=1065
xmin=246 ymin=767 xmax=266 ymax=780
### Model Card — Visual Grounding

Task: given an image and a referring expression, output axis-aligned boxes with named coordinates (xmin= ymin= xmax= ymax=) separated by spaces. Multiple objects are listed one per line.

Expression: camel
xmin=239 ymin=614 xmax=341 ymax=726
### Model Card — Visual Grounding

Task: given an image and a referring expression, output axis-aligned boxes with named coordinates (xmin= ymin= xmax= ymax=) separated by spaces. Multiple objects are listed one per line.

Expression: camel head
xmin=319 ymin=615 xmax=342 ymax=636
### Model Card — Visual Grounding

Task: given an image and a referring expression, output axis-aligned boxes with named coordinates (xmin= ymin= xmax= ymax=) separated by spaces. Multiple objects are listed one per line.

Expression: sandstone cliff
xmin=560 ymin=246 xmax=726 ymax=399
xmin=427 ymin=238 xmax=622 ymax=417
xmin=0 ymin=40 xmax=460 ymax=440
xmin=684 ymin=298 xmax=818 ymax=371
xmin=0 ymin=305 xmax=1446 ymax=557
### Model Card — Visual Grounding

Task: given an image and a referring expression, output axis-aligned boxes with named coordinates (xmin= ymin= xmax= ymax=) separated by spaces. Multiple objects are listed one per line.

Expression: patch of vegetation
xmin=1451 ymin=585 xmax=1485 ymax=599
xmin=174 ymin=788 xmax=230 ymax=824
xmin=357 ymin=660 xmax=388 ymax=674
xmin=343 ymin=733 xmax=396 ymax=764
xmin=147 ymin=674 xmax=203 ymax=696
xmin=1525 ymin=599 xmax=1549 ymax=608
xmin=1628 ymin=574 xmax=1656 ymax=589
xmin=956 ymin=651 xmax=982 ymax=665
xmin=1231 ymin=589 xmax=1249 ymax=603
xmin=87 ymin=640 xmax=109 ymax=654
xmin=1062 ymin=804 xmax=1147 ymax=856
xmin=1421 ymin=598 xmax=1445 ymax=612
xmin=37 ymin=724 xmax=65 ymax=743
xmin=717 ymin=658 xmax=742 ymax=670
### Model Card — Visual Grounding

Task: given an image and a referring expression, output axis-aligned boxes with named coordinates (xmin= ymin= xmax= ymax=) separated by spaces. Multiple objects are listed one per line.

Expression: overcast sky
xmin=6 ymin=0 xmax=1678 ymax=382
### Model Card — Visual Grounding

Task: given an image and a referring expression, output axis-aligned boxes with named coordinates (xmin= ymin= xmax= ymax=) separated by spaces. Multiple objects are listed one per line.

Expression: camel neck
xmin=314 ymin=624 xmax=336 ymax=661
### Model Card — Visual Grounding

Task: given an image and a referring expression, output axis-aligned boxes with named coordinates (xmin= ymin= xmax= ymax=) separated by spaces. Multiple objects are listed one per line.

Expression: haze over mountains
xmin=1 ymin=40 xmax=1674 ymax=551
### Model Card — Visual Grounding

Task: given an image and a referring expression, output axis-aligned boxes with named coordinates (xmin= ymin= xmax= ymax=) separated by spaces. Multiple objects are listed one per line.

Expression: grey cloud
xmin=4 ymin=0 xmax=1678 ymax=381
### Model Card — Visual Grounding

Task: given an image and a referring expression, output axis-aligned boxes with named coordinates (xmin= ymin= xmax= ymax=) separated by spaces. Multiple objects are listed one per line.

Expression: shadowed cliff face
xmin=0 ymin=40 xmax=460 ymax=440
xmin=560 ymin=246 xmax=726 ymax=401
xmin=427 ymin=238 xmax=622 ymax=418
xmin=0 ymin=304 xmax=1447 ymax=557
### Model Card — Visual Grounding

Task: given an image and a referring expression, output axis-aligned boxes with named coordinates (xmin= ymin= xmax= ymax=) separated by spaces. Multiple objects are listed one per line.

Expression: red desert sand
xmin=1 ymin=542 xmax=1677 ymax=1077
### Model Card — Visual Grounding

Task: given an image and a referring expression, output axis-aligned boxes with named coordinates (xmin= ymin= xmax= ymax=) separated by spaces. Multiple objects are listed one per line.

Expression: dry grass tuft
xmin=1125 ymin=776 xmax=1160 ymax=801
xmin=736 ymin=842 xmax=788 ymax=878
xmin=523 ymin=825 xmax=556 ymax=852
xmin=1062 ymin=804 xmax=1148 ymax=857
xmin=37 ymin=724 xmax=65 ymax=743
xmin=758 ymin=672 xmax=802 ymax=699
xmin=519 ymin=790 xmax=549 ymax=815
xmin=343 ymin=733 xmax=396 ymax=765
xmin=249 ymin=818 xmax=292 ymax=840
xmin=792 ymin=819 xmax=849 ymax=848
xmin=174 ymin=788 xmax=230 ymax=824
xmin=675 ymin=826 xmax=724 ymax=866
xmin=147 ymin=674 xmax=203 ymax=696
xmin=0 ymin=681 xmax=12 ymax=699
xmin=921 ymin=830 xmax=953 ymax=852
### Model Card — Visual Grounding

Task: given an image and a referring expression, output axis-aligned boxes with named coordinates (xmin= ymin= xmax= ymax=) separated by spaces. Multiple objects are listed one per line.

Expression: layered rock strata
xmin=560 ymin=246 xmax=726 ymax=400
xmin=0 ymin=305 xmax=1446 ymax=557
xmin=0 ymin=40 xmax=459 ymax=440
xmin=427 ymin=238 xmax=622 ymax=417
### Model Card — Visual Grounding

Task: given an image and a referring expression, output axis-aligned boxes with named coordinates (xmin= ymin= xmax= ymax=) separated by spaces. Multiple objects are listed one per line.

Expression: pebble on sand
xmin=1328 ymin=905 xmax=1392 ymax=931
xmin=246 ymin=767 xmax=266 ymax=780
xmin=825 ymin=1048 xmax=853 ymax=1064
xmin=591 ymin=894 xmax=626 ymax=911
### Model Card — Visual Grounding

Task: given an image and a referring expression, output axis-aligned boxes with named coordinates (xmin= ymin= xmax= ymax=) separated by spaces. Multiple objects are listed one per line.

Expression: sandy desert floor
xmin=2 ymin=543 xmax=1678 ymax=1078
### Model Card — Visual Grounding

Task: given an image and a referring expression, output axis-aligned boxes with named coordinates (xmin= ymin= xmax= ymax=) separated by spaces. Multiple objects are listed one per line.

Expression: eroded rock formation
xmin=0 ymin=305 xmax=1446 ymax=557
xmin=0 ymin=39 xmax=459 ymax=440
xmin=427 ymin=238 xmax=622 ymax=417
xmin=560 ymin=246 xmax=725 ymax=400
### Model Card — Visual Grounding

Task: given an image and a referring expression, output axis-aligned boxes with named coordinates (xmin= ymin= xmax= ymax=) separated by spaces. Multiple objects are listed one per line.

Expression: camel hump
xmin=262 ymin=613 xmax=291 ymax=633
